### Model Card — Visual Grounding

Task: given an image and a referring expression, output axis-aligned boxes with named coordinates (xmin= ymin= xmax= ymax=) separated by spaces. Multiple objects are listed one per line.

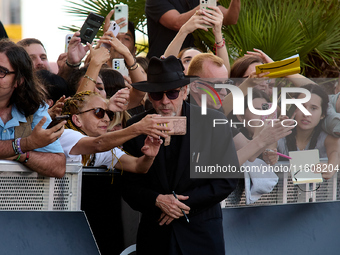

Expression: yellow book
xmin=255 ymin=55 xmax=300 ymax=78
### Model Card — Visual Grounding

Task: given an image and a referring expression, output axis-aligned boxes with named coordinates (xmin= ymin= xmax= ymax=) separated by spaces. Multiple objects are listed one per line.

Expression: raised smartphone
xmin=79 ymin=12 xmax=105 ymax=44
xmin=153 ymin=116 xmax=187 ymax=135
xmin=64 ymin=34 xmax=73 ymax=53
xmin=114 ymin=4 xmax=128 ymax=34
xmin=47 ymin=115 xmax=70 ymax=129
xmin=101 ymin=21 xmax=120 ymax=49
xmin=112 ymin=58 xmax=129 ymax=77
xmin=200 ymin=0 xmax=217 ymax=28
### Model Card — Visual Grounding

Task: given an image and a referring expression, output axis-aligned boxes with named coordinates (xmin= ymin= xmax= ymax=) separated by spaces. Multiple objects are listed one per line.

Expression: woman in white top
xmin=60 ymin=91 xmax=170 ymax=173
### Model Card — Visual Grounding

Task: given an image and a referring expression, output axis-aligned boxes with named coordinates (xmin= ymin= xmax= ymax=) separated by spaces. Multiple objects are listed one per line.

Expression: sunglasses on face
xmin=149 ymin=89 xmax=181 ymax=101
xmin=77 ymin=108 xmax=115 ymax=121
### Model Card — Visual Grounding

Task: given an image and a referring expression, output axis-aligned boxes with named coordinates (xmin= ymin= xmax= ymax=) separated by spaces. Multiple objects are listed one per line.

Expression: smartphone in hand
xmin=153 ymin=116 xmax=187 ymax=135
xmin=47 ymin=115 xmax=70 ymax=129
xmin=65 ymin=34 xmax=73 ymax=53
xmin=114 ymin=4 xmax=128 ymax=33
xmin=101 ymin=21 xmax=120 ymax=49
xmin=79 ymin=12 xmax=105 ymax=44
xmin=112 ymin=59 xmax=129 ymax=77
xmin=200 ymin=0 xmax=217 ymax=28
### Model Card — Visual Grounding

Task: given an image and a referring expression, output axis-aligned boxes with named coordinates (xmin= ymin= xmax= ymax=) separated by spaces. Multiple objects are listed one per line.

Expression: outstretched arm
xmin=69 ymin=114 xmax=171 ymax=155
xmin=164 ymin=9 xmax=208 ymax=58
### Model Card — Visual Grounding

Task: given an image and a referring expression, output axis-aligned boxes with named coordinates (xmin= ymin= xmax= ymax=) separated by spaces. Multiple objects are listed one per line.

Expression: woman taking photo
xmin=60 ymin=91 xmax=170 ymax=173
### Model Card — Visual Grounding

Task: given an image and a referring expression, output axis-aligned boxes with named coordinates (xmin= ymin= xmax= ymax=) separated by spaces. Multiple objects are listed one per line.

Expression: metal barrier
xmin=224 ymin=159 xmax=339 ymax=207
xmin=0 ymin=160 xmax=82 ymax=211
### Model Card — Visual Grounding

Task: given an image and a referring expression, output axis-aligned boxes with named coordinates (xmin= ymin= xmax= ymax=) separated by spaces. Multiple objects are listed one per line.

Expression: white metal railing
xmin=224 ymin=159 xmax=339 ymax=207
xmin=0 ymin=160 xmax=82 ymax=211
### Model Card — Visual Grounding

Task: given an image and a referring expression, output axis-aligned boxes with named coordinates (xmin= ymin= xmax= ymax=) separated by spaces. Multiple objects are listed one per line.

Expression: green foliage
xmin=62 ymin=0 xmax=340 ymax=77
xmin=194 ymin=0 xmax=340 ymax=77
xmin=60 ymin=0 xmax=147 ymax=54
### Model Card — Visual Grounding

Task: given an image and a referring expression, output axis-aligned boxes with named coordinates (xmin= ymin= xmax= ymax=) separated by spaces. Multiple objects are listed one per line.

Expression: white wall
xmin=21 ymin=0 xmax=83 ymax=62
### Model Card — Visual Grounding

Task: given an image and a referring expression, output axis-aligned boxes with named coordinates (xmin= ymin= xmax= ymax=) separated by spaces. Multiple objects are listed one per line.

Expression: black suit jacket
xmin=122 ymin=102 xmax=239 ymax=255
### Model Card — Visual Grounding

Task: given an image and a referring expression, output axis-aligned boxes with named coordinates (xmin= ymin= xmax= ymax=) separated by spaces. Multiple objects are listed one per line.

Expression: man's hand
xmin=158 ymin=213 xmax=175 ymax=226
xmin=67 ymin=31 xmax=91 ymax=64
xmin=103 ymin=9 xmax=127 ymax=33
xmin=141 ymin=136 xmax=163 ymax=157
xmin=155 ymin=194 xmax=190 ymax=220
xmin=23 ymin=117 xmax=65 ymax=151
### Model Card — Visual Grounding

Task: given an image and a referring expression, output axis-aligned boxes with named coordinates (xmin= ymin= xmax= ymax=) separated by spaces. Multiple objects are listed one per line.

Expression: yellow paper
xmin=255 ymin=56 xmax=300 ymax=78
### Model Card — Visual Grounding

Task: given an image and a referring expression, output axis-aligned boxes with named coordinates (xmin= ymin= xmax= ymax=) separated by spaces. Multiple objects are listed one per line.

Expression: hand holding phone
xmin=47 ymin=115 xmax=70 ymax=129
xmin=153 ymin=116 xmax=187 ymax=136
xmin=101 ymin=21 xmax=120 ymax=49
xmin=114 ymin=4 xmax=128 ymax=33
xmin=79 ymin=12 xmax=105 ymax=44
xmin=65 ymin=34 xmax=73 ymax=53
xmin=112 ymin=59 xmax=129 ymax=77
xmin=200 ymin=0 xmax=217 ymax=28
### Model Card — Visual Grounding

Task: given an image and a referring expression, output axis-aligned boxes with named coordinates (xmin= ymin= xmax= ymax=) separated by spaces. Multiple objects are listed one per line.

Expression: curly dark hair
xmin=0 ymin=39 xmax=46 ymax=116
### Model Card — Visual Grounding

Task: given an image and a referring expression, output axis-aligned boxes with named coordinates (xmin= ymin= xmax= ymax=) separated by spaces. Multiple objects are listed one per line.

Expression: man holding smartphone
xmin=103 ymin=10 xmax=137 ymax=59
xmin=121 ymin=56 xmax=239 ymax=255
xmin=145 ymin=0 xmax=241 ymax=58
xmin=0 ymin=39 xmax=66 ymax=178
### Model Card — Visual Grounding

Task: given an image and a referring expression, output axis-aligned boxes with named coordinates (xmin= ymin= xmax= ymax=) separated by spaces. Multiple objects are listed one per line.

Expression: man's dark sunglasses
xmin=149 ymin=89 xmax=181 ymax=101
xmin=77 ymin=108 xmax=115 ymax=121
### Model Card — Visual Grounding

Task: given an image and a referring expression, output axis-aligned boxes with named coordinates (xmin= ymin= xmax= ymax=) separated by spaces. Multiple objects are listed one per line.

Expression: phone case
xmin=112 ymin=59 xmax=129 ymax=77
xmin=79 ymin=12 xmax=105 ymax=44
xmin=200 ymin=0 xmax=217 ymax=28
xmin=101 ymin=21 xmax=120 ymax=49
xmin=114 ymin=4 xmax=128 ymax=33
xmin=200 ymin=0 xmax=217 ymax=9
xmin=154 ymin=116 xmax=187 ymax=136
xmin=65 ymin=34 xmax=73 ymax=53
xmin=47 ymin=115 xmax=70 ymax=129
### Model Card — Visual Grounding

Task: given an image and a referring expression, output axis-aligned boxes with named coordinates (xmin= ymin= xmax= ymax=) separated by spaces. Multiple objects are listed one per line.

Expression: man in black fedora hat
xmin=121 ymin=55 xmax=239 ymax=255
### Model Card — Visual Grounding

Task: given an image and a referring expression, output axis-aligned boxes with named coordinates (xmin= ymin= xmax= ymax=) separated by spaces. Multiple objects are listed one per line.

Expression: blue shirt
xmin=0 ymin=104 xmax=63 ymax=153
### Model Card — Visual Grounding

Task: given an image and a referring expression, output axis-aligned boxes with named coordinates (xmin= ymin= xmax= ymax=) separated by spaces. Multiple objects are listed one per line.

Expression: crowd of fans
xmin=1 ymin=0 xmax=340 ymax=254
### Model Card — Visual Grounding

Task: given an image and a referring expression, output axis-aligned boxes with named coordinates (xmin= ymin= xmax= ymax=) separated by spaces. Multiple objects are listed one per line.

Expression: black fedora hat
xmin=131 ymin=55 xmax=197 ymax=92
